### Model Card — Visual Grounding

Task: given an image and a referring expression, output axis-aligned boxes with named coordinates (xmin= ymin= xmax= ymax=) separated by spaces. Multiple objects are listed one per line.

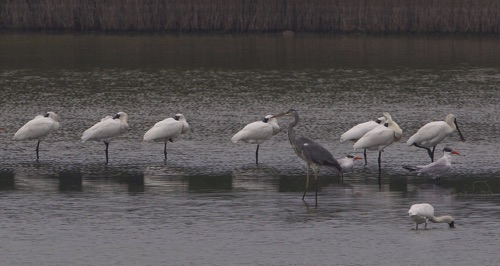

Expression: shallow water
xmin=0 ymin=34 xmax=499 ymax=265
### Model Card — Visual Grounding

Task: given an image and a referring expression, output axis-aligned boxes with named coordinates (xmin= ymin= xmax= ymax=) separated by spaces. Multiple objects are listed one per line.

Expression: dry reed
xmin=0 ymin=0 xmax=498 ymax=33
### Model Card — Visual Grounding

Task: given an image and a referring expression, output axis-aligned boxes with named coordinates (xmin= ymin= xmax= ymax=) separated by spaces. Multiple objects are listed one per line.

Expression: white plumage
xmin=353 ymin=113 xmax=402 ymax=152
xmin=231 ymin=115 xmax=280 ymax=164
xmin=81 ymin=112 xmax=129 ymax=164
xmin=143 ymin=114 xmax=190 ymax=161
xmin=403 ymin=147 xmax=460 ymax=184
xmin=408 ymin=203 xmax=455 ymax=230
xmin=407 ymin=114 xmax=465 ymax=162
xmin=337 ymin=155 xmax=362 ymax=182
xmin=13 ymin=111 xmax=60 ymax=160
xmin=353 ymin=112 xmax=403 ymax=186
xmin=340 ymin=116 xmax=386 ymax=165
xmin=340 ymin=116 xmax=386 ymax=143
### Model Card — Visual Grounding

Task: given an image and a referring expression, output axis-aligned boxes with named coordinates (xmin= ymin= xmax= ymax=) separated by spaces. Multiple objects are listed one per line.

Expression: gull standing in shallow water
xmin=231 ymin=114 xmax=280 ymax=164
xmin=81 ymin=112 xmax=129 ymax=164
xmin=272 ymin=109 xmax=342 ymax=207
xmin=403 ymin=147 xmax=460 ymax=184
xmin=407 ymin=114 xmax=465 ymax=162
xmin=340 ymin=116 xmax=386 ymax=165
xmin=353 ymin=112 xmax=403 ymax=187
xmin=408 ymin=203 xmax=455 ymax=230
xmin=143 ymin=114 xmax=190 ymax=162
xmin=13 ymin=111 xmax=60 ymax=161
xmin=337 ymin=155 xmax=363 ymax=182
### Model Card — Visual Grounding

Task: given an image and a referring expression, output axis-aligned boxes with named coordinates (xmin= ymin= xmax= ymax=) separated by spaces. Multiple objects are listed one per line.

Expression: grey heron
xmin=273 ymin=109 xmax=342 ymax=207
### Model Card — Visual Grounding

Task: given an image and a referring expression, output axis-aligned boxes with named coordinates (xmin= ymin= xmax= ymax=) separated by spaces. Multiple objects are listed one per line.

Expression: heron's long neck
xmin=287 ymin=112 xmax=299 ymax=145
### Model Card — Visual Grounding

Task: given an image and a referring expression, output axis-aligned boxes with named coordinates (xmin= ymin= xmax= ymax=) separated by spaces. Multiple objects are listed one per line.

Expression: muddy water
xmin=0 ymin=34 xmax=499 ymax=265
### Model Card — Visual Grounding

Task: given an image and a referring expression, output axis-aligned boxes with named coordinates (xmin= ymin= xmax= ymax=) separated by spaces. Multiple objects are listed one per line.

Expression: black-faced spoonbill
xmin=81 ymin=112 xmax=129 ymax=164
xmin=353 ymin=112 xmax=403 ymax=187
xmin=403 ymin=147 xmax=460 ymax=184
xmin=231 ymin=115 xmax=280 ymax=165
xmin=337 ymin=155 xmax=363 ymax=182
xmin=272 ymin=109 xmax=342 ymax=207
xmin=143 ymin=114 xmax=190 ymax=162
xmin=407 ymin=114 xmax=465 ymax=162
xmin=408 ymin=203 xmax=455 ymax=230
xmin=340 ymin=116 xmax=386 ymax=165
xmin=13 ymin=111 xmax=60 ymax=161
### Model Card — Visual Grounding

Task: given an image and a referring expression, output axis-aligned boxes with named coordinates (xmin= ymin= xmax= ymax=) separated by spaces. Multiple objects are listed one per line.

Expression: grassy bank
xmin=0 ymin=0 xmax=498 ymax=34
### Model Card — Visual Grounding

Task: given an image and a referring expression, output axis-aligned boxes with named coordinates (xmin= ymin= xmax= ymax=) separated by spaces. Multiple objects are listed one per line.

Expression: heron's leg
xmin=302 ymin=163 xmax=310 ymax=200
xmin=36 ymin=140 xmax=40 ymax=161
xmin=313 ymin=165 xmax=318 ymax=207
xmin=378 ymin=151 xmax=382 ymax=188
xmin=104 ymin=142 xmax=109 ymax=165
xmin=255 ymin=144 xmax=260 ymax=165
xmin=164 ymin=142 xmax=168 ymax=161
xmin=363 ymin=148 xmax=368 ymax=166
xmin=416 ymin=223 xmax=419 ymax=230
xmin=424 ymin=221 xmax=428 ymax=229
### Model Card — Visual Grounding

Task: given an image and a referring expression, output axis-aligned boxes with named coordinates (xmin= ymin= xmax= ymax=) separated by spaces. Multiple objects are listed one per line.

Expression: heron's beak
xmin=354 ymin=156 xmax=363 ymax=160
xmin=451 ymin=151 xmax=460 ymax=155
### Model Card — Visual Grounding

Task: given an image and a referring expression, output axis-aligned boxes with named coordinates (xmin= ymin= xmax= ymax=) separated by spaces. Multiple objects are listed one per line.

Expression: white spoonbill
xmin=403 ymin=147 xmax=460 ymax=184
xmin=272 ymin=109 xmax=342 ymax=207
xmin=13 ymin=111 xmax=60 ymax=160
xmin=231 ymin=114 xmax=280 ymax=164
xmin=81 ymin=112 xmax=129 ymax=164
xmin=143 ymin=114 xmax=190 ymax=161
xmin=353 ymin=112 xmax=403 ymax=187
xmin=340 ymin=116 xmax=386 ymax=165
xmin=337 ymin=155 xmax=363 ymax=182
xmin=408 ymin=203 xmax=455 ymax=230
xmin=407 ymin=114 xmax=465 ymax=162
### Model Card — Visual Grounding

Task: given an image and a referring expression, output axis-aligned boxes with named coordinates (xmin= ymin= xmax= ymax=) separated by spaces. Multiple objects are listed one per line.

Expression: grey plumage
xmin=274 ymin=109 xmax=341 ymax=207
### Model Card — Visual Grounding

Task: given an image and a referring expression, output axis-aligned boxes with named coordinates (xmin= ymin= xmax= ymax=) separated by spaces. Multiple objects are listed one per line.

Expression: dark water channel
xmin=0 ymin=34 xmax=499 ymax=265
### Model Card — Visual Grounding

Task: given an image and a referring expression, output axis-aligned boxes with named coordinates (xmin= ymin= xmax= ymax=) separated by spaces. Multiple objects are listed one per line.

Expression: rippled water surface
xmin=0 ymin=34 xmax=499 ymax=265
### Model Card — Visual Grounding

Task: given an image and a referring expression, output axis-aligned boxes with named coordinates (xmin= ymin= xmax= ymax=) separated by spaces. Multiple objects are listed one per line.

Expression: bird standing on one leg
xmin=340 ymin=116 xmax=386 ymax=165
xmin=143 ymin=114 xmax=190 ymax=162
xmin=231 ymin=114 xmax=280 ymax=165
xmin=13 ymin=111 xmax=60 ymax=161
xmin=353 ymin=112 xmax=402 ymax=188
xmin=81 ymin=112 xmax=129 ymax=164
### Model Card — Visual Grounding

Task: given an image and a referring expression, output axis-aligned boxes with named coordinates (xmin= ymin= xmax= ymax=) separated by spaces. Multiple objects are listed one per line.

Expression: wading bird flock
xmin=13 ymin=109 xmax=465 ymax=217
